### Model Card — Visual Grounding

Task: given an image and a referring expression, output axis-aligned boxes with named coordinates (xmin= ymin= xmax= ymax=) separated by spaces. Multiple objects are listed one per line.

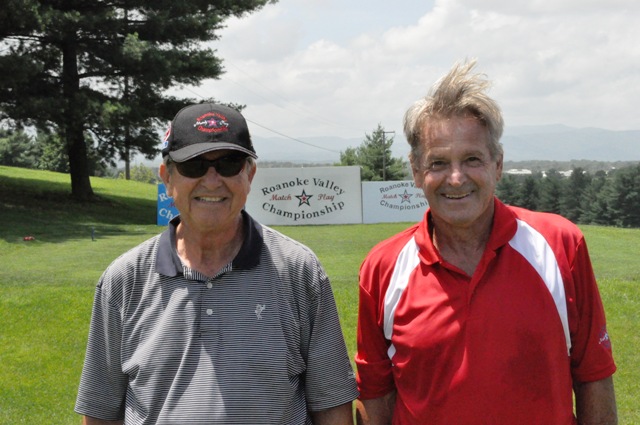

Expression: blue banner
xmin=157 ymin=183 xmax=179 ymax=226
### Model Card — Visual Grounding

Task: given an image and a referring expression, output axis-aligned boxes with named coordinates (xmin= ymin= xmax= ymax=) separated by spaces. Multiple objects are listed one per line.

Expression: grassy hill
xmin=0 ymin=166 xmax=158 ymax=243
xmin=0 ymin=166 xmax=638 ymax=424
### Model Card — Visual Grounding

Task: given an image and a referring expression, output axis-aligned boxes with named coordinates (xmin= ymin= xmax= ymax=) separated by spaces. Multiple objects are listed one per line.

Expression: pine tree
xmin=338 ymin=124 xmax=409 ymax=181
xmin=580 ymin=171 xmax=611 ymax=225
xmin=496 ymin=174 xmax=521 ymax=206
xmin=517 ymin=174 xmax=540 ymax=211
xmin=0 ymin=0 xmax=275 ymax=199
xmin=608 ymin=165 xmax=640 ymax=227
xmin=560 ymin=167 xmax=591 ymax=223
xmin=537 ymin=169 xmax=564 ymax=214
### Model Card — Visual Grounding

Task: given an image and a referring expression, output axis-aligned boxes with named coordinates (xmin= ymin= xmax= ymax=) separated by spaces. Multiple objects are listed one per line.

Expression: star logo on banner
xmin=296 ymin=189 xmax=313 ymax=206
xmin=400 ymin=189 xmax=413 ymax=203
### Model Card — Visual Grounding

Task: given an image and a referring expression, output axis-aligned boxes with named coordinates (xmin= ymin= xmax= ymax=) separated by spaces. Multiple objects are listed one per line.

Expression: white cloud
xmin=183 ymin=0 xmax=640 ymax=152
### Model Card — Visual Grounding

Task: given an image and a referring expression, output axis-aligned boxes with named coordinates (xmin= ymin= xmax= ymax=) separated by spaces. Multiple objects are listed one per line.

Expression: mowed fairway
xmin=1 ymin=166 xmax=638 ymax=424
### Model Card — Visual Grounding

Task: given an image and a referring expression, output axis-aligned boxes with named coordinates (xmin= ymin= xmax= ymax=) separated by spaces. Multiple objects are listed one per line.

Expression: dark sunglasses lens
xmin=175 ymin=155 xmax=247 ymax=178
xmin=215 ymin=155 xmax=247 ymax=177
xmin=175 ymin=160 xmax=207 ymax=178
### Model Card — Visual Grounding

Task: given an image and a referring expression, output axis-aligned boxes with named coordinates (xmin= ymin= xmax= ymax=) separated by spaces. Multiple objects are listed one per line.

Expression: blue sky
xmin=169 ymin=0 xmax=640 ymax=158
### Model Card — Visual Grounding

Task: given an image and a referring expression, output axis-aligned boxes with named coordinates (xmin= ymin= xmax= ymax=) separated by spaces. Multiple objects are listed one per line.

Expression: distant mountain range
xmin=501 ymin=125 xmax=640 ymax=162
xmin=250 ymin=125 xmax=640 ymax=164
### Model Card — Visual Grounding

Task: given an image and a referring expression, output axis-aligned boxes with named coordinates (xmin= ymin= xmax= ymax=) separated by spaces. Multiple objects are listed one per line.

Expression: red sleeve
xmin=568 ymin=237 xmax=617 ymax=383
xmin=354 ymin=253 xmax=396 ymax=400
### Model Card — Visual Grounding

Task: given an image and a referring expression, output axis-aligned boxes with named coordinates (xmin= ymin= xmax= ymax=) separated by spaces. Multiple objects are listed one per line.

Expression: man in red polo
xmin=355 ymin=61 xmax=617 ymax=425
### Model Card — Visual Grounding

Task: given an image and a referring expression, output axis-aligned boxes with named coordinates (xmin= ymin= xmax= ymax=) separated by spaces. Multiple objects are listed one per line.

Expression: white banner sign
xmin=362 ymin=180 xmax=428 ymax=224
xmin=245 ymin=166 xmax=362 ymax=225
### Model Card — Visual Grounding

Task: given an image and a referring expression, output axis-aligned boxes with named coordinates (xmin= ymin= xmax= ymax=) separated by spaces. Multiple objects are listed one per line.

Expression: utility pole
xmin=382 ymin=131 xmax=395 ymax=181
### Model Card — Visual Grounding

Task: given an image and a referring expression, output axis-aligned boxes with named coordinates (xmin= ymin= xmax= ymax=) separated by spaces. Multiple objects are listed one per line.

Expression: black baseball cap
xmin=161 ymin=103 xmax=258 ymax=162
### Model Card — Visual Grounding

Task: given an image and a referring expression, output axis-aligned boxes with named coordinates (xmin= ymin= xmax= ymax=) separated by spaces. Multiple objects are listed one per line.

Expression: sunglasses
xmin=174 ymin=154 xmax=248 ymax=178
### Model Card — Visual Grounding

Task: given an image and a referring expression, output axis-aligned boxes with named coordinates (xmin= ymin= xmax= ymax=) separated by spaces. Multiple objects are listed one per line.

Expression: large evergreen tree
xmin=580 ymin=171 xmax=611 ymax=225
xmin=537 ymin=169 xmax=563 ymax=214
xmin=516 ymin=174 xmax=540 ymax=211
xmin=0 ymin=0 xmax=274 ymax=199
xmin=607 ymin=165 xmax=640 ymax=227
xmin=560 ymin=167 xmax=590 ymax=223
xmin=338 ymin=124 xmax=408 ymax=181
xmin=495 ymin=173 xmax=520 ymax=206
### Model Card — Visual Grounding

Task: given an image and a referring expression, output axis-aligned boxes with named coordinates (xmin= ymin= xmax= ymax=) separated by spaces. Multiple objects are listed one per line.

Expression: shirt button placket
xmin=204 ymin=280 xmax=214 ymax=323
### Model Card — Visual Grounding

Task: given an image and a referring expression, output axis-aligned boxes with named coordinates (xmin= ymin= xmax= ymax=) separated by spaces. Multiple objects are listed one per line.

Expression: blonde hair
xmin=404 ymin=60 xmax=504 ymax=166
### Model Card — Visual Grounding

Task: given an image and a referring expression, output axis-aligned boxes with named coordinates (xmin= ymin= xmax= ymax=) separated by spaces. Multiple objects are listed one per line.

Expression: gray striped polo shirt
xmin=75 ymin=212 xmax=358 ymax=424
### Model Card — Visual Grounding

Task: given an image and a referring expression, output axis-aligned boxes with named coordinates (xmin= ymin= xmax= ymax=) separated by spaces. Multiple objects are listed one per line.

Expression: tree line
xmin=337 ymin=126 xmax=640 ymax=228
xmin=5 ymin=123 xmax=639 ymax=228
xmin=496 ymin=165 xmax=640 ymax=228
xmin=0 ymin=128 xmax=106 ymax=175
xmin=339 ymin=125 xmax=640 ymax=229
xmin=0 ymin=128 xmax=159 ymax=183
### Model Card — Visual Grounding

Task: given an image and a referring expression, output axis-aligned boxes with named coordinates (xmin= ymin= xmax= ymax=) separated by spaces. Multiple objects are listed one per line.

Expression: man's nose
xmin=448 ymin=163 xmax=465 ymax=186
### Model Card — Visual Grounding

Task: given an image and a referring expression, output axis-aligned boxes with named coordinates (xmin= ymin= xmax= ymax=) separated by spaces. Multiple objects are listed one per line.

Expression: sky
xmin=170 ymin=0 xmax=640 ymax=159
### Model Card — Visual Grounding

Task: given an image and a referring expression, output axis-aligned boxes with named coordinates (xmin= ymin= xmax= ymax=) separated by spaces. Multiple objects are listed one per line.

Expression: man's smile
xmin=195 ymin=196 xmax=225 ymax=203
xmin=443 ymin=191 xmax=472 ymax=199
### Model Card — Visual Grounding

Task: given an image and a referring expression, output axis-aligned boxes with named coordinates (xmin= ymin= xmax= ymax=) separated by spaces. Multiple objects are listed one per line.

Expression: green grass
xmin=1 ymin=165 xmax=638 ymax=424
xmin=579 ymin=225 xmax=640 ymax=421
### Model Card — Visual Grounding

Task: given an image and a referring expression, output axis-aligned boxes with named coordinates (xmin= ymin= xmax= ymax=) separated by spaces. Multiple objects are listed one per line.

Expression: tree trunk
xmin=125 ymin=143 xmax=131 ymax=180
xmin=67 ymin=131 xmax=94 ymax=200
xmin=124 ymin=76 xmax=131 ymax=180
xmin=125 ymin=113 xmax=131 ymax=180
xmin=62 ymin=34 xmax=94 ymax=200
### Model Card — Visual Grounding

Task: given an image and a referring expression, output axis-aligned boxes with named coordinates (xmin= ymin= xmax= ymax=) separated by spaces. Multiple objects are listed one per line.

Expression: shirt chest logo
xmin=255 ymin=304 xmax=266 ymax=320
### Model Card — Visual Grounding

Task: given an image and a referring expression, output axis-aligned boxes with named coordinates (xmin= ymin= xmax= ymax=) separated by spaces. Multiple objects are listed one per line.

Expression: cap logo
xmin=194 ymin=112 xmax=230 ymax=134
xmin=162 ymin=123 xmax=171 ymax=149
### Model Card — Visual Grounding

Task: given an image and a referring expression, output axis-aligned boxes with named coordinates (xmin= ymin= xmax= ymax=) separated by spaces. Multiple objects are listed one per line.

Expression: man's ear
xmin=159 ymin=162 xmax=173 ymax=193
xmin=409 ymin=153 xmax=423 ymax=189
xmin=246 ymin=160 xmax=257 ymax=184
xmin=412 ymin=166 xmax=423 ymax=189
xmin=496 ymin=154 xmax=504 ymax=181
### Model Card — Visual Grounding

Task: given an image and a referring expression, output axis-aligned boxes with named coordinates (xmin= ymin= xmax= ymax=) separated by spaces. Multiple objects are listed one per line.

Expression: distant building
xmin=505 ymin=169 xmax=532 ymax=175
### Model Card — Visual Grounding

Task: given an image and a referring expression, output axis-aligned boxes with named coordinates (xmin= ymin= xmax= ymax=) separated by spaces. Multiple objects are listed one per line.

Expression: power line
xmin=180 ymin=86 xmax=343 ymax=154
xmin=224 ymin=60 xmax=363 ymax=134
xmin=246 ymin=119 xmax=341 ymax=153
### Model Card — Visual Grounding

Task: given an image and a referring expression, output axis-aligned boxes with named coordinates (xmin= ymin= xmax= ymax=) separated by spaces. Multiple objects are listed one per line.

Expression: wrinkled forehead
xmin=421 ymin=115 xmax=489 ymax=143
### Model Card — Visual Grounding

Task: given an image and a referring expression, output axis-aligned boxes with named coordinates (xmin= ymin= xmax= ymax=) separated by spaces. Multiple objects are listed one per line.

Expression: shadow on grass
xmin=0 ymin=174 xmax=160 ymax=244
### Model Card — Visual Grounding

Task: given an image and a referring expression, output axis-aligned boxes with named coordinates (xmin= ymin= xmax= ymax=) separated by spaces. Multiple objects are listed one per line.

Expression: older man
xmin=355 ymin=62 xmax=617 ymax=425
xmin=75 ymin=103 xmax=358 ymax=424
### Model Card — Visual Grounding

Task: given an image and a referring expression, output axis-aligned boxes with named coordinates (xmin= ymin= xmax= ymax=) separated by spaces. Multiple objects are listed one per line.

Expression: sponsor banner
xmin=157 ymin=183 xmax=179 ymax=226
xmin=362 ymin=180 xmax=427 ymax=224
xmin=245 ymin=166 xmax=362 ymax=225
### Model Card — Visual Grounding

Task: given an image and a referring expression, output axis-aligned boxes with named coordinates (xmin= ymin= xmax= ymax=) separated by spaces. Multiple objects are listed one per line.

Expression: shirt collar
xmin=155 ymin=210 xmax=263 ymax=277
xmin=414 ymin=197 xmax=518 ymax=265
